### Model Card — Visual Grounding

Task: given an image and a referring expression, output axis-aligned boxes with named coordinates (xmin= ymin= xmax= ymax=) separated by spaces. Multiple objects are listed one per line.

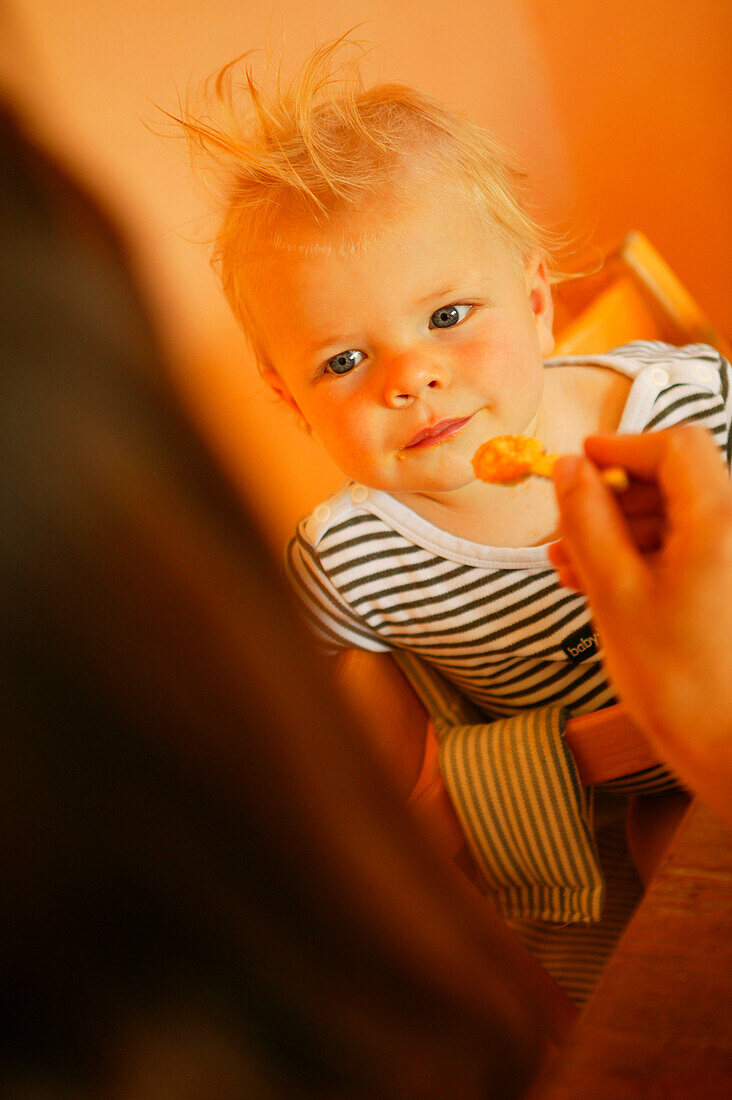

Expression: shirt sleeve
xmin=637 ymin=343 xmax=732 ymax=468
xmin=284 ymin=524 xmax=392 ymax=653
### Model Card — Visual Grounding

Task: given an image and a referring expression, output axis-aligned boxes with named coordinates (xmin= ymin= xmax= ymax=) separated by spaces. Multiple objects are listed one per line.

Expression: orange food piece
xmin=471 ymin=434 xmax=549 ymax=483
xmin=472 ymin=434 xmax=630 ymax=491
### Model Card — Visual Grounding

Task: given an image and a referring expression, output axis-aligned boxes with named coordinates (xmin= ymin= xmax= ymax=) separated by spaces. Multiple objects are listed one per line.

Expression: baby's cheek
xmin=462 ymin=337 xmax=516 ymax=389
xmin=321 ymin=413 xmax=379 ymax=475
xmin=460 ymin=336 xmax=494 ymax=373
xmin=495 ymin=351 xmax=544 ymax=403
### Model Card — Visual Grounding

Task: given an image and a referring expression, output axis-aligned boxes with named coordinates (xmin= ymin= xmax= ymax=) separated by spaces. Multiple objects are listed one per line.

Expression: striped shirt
xmin=286 ymin=343 xmax=732 ymax=721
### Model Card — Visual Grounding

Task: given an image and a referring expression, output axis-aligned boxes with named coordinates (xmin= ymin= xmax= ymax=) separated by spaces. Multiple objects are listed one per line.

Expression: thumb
xmin=553 ymin=455 xmax=647 ymax=611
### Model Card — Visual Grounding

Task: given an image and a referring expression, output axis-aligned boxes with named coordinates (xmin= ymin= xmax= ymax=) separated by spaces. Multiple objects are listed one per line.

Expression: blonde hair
xmin=174 ymin=34 xmax=562 ymax=371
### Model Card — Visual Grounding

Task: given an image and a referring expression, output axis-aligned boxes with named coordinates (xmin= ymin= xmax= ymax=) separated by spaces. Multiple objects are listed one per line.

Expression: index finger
xmin=552 ymin=454 xmax=648 ymax=607
xmin=583 ymin=427 xmax=730 ymax=515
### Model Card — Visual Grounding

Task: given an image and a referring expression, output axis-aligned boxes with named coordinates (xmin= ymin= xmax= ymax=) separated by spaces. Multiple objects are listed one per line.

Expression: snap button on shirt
xmin=650 ymin=367 xmax=670 ymax=386
xmin=350 ymin=484 xmax=369 ymax=503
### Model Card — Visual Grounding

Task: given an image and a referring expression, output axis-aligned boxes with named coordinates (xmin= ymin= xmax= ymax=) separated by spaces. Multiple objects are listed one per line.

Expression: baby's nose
xmin=381 ymin=351 xmax=450 ymax=408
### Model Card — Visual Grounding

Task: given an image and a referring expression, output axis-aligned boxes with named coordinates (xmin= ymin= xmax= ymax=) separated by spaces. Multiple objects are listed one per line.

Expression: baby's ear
xmin=525 ymin=252 xmax=555 ymax=358
xmin=262 ymin=368 xmax=307 ymax=420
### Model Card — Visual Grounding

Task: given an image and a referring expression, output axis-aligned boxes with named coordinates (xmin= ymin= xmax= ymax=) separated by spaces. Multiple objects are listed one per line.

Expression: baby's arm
xmin=335 ymin=648 xmax=428 ymax=800
xmin=335 ymin=650 xmax=476 ymax=873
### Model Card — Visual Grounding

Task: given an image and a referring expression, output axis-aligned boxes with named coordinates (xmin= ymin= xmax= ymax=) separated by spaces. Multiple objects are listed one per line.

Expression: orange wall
xmin=527 ymin=0 xmax=732 ymax=340
xmin=8 ymin=0 xmax=731 ymax=549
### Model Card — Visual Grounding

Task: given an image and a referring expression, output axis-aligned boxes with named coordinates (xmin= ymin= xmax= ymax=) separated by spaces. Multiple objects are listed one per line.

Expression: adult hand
xmin=549 ymin=426 xmax=732 ymax=828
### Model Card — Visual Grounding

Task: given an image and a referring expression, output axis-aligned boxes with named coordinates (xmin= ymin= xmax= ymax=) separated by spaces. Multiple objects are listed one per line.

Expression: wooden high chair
xmin=553 ymin=230 xmax=731 ymax=358
xmin=344 ymin=231 xmax=730 ymax=866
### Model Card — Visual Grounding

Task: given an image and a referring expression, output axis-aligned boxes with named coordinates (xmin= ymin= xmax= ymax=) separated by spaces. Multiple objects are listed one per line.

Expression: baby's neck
xmin=394 ymin=478 xmax=560 ymax=549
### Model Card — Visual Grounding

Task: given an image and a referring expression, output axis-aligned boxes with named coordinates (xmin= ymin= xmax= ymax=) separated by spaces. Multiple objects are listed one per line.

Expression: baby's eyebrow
xmin=416 ymin=285 xmax=460 ymax=305
xmin=305 ymin=334 xmax=348 ymax=355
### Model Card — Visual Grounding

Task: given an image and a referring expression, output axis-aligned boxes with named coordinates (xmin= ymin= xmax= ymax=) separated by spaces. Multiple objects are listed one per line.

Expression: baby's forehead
xmin=256 ymin=176 xmax=494 ymax=260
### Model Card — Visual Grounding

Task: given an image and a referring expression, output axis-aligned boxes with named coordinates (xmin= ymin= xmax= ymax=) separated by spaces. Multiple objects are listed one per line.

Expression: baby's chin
xmin=371 ymin=474 xmax=477 ymax=499
xmin=339 ymin=450 xmax=476 ymax=494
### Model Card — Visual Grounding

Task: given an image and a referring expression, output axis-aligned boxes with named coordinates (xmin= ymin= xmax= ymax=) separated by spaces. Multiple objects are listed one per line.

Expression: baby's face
xmin=249 ymin=184 xmax=555 ymax=504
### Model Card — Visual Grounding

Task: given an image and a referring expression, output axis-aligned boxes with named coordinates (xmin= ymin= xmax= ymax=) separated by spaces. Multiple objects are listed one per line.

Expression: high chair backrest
xmin=554 ymin=231 xmax=731 ymax=359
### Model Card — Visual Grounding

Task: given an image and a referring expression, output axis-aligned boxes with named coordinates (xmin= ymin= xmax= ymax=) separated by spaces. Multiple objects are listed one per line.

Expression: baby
xmin=177 ymin=39 xmax=730 ymax=716
xmin=177 ymin=40 xmax=731 ymax=959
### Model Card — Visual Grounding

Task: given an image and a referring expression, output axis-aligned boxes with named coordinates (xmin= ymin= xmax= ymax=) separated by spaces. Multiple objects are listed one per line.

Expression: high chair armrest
xmin=563 ymin=703 xmax=661 ymax=786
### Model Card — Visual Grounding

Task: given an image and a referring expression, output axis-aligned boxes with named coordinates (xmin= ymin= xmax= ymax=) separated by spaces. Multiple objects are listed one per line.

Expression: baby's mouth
xmin=403 ymin=416 xmax=472 ymax=450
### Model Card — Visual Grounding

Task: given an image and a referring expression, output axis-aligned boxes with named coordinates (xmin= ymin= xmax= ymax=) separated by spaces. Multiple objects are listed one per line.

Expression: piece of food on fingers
xmin=472 ymin=434 xmax=629 ymax=491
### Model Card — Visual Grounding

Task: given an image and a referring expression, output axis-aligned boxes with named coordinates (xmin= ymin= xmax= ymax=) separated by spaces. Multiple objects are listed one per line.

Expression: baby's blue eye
xmin=430 ymin=303 xmax=472 ymax=329
xmin=326 ymin=349 xmax=365 ymax=375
